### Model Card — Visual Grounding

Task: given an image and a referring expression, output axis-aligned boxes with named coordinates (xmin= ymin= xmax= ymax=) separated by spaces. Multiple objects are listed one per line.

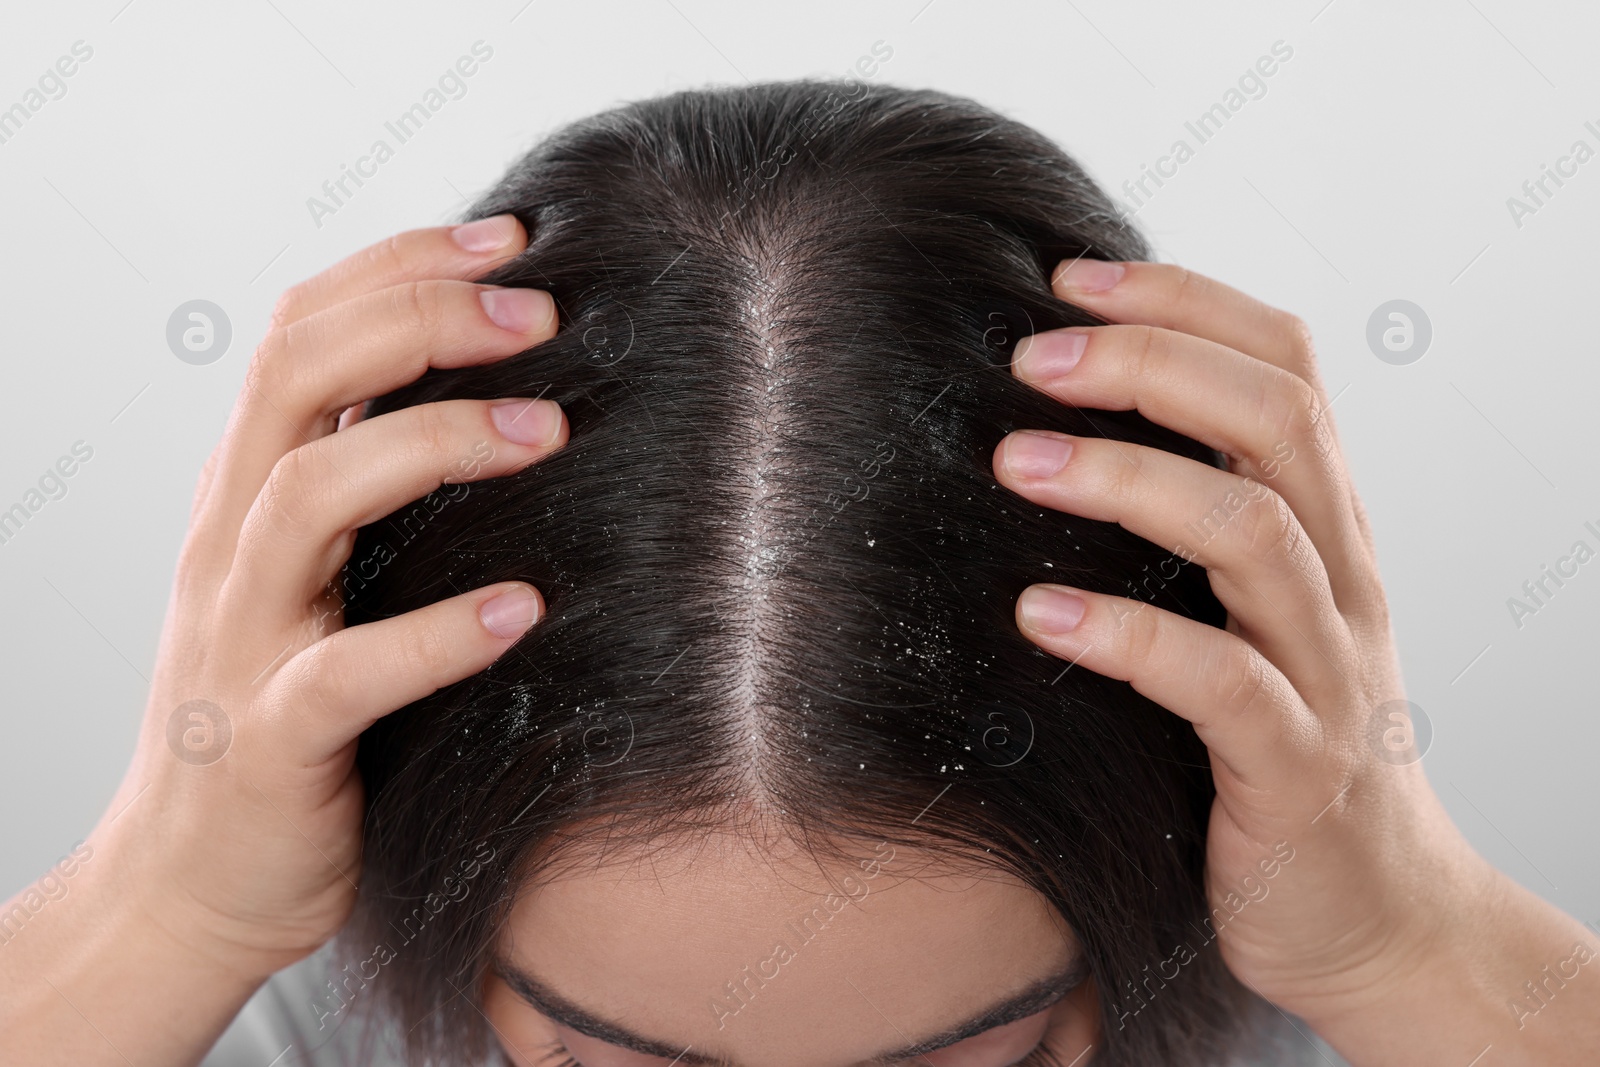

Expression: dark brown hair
xmin=341 ymin=79 xmax=1254 ymax=1066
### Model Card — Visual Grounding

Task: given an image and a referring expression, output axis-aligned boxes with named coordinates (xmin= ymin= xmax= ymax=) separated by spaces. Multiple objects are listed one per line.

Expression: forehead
xmin=496 ymin=831 xmax=1076 ymax=1062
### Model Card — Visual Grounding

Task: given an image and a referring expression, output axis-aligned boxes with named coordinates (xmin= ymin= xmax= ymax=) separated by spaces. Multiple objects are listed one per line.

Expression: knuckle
xmin=1349 ymin=562 xmax=1393 ymax=636
xmin=241 ymin=338 xmax=288 ymax=413
xmin=1276 ymin=311 xmax=1317 ymax=363
xmin=1278 ymin=503 xmax=1311 ymax=568
xmin=1281 ymin=374 xmax=1321 ymax=433
xmin=258 ymin=446 xmax=321 ymax=536
xmin=1169 ymin=265 xmax=1223 ymax=323
xmin=288 ymin=638 xmax=350 ymax=719
xmin=1264 ymin=373 xmax=1332 ymax=462
xmin=1170 ymin=265 xmax=1203 ymax=309
xmin=1215 ymin=640 xmax=1270 ymax=714
xmin=399 ymin=615 xmax=457 ymax=677
xmin=268 ymin=287 xmax=303 ymax=330
xmin=395 ymin=279 xmax=447 ymax=339
xmin=1126 ymin=324 xmax=1170 ymax=384
xmin=373 ymin=232 xmax=424 ymax=281
xmin=247 ymin=326 xmax=291 ymax=381
xmin=1118 ymin=596 xmax=1165 ymax=667
xmin=411 ymin=401 xmax=459 ymax=457
xmin=1236 ymin=485 xmax=1297 ymax=559
xmin=1106 ymin=442 xmax=1150 ymax=502
xmin=245 ymin=323 xmax=314 ymax=406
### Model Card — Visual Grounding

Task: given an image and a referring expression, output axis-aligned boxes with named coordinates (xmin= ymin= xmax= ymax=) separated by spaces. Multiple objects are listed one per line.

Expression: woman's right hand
xmin=0 ymin=216 xmax=566 ymax=1065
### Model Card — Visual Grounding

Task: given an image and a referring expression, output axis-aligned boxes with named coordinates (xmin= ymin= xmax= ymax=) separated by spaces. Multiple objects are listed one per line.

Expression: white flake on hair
xmin=724 ymin=247 xmax=795 ymax=793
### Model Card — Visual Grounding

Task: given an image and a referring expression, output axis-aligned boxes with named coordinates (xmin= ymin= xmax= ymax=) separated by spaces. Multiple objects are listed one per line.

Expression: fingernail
xmin=1003 ymin=430 xmax=1074 ymax=479
xmin=452 ymin=215 xmax=518 ymax=252
xmin=480 ymin=288 xmax=555 ymax=334
xmin=1054 ymin=259 xmax=1125 ymax=293
xmin=480 ymin=586 xmax=541 ymax=639
xmin=491 ymin=398 xmax=563 ymax=447
xmin=1019 ymin=586 xmax=1086 ymax=634
xmin=1013 ymin=330 xmax=1088 ymax=381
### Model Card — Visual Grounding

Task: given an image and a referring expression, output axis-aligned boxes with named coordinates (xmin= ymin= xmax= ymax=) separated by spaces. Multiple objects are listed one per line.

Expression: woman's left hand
xmin=992 ymin=259 xmax=1600 ymax=1066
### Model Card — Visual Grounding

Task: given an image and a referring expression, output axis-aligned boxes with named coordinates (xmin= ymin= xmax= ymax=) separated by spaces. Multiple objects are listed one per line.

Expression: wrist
xmin=1297 ymin=846 xmax=1499 ymax=1038
xmin=1301 ymin=849 xmax=1600 ymax=1066
xmin=92 ymin=800 xmax=309 ymax=987
xmin=0 ymin=822 xmax=272 ymax=1066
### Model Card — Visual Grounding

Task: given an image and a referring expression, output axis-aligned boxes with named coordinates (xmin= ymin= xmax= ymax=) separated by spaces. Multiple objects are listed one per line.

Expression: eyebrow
xmin=492 ymin=956 xmax=1089 ymax=1067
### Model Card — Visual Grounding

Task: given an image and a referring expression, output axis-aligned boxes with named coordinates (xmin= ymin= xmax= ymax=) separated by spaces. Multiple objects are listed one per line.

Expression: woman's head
xmin=342 ymin=80 xmax=1248 ymax=1066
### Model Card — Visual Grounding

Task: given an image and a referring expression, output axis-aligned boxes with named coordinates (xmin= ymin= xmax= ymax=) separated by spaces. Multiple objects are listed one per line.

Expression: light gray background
xmin=2 ymin=0 xmax=1596 ymax=931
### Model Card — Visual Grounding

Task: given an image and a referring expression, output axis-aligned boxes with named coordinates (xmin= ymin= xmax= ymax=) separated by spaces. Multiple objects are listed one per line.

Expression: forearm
xmin=0 ymin=831 xmax=272 ymax=1067
xmin=1307 ymin=864 xmax=1600 ymax=1067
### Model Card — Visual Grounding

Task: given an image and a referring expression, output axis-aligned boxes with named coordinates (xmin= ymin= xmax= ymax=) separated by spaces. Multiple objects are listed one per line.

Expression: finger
xmin=227 ymin=397 xmax=567 ymax=628
xmin=995 ymin=430 xmax=1356 ymax=700
xmin=1013 ymin=582 xmax=1322 ymax=795
xmin=194 ymin=280 xmax=558 ymax=577
xmin=1049 ymin=257 xmax=1360 ymax=550
xmin=1046 ymin=259 xmax=1378 ymax=614
xmin=1048 ymin=259 xmax=1335 ymax=418
xmin=270 ymin=216 xmax=528 ymax=329
xmin=1011 ymin=324 xmax=1375 ymax=620
xmin=266 ymin=581 xmax=544 ymax=760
